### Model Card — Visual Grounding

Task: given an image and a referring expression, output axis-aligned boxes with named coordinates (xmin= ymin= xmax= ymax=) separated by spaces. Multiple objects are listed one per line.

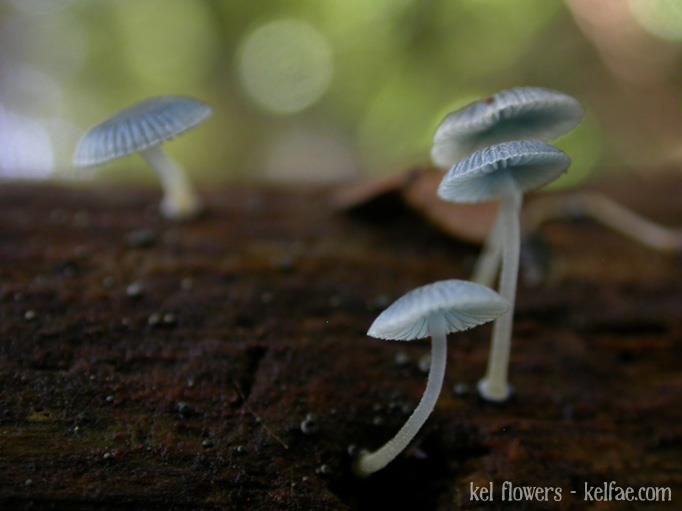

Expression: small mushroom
xmin=432 ymin=87 xmax=583 ymax=287
xmin=73 ymin=96 xmax=212 ymax=220
xmin=354 ymin=280 xmax=508 ymax=477
xmin=438 ymin=140 xmax=570 ymax=402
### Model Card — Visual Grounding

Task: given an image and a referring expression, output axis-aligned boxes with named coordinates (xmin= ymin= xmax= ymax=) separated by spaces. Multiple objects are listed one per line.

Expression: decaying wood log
xmin=1 ymin=177 xmax=681 ymax=510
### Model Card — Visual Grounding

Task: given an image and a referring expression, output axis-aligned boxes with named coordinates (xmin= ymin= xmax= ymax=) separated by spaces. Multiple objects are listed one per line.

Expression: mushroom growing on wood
xmin=432 ymin=87 xmax=583 ymax=286
xmin=354 ymin=279 xmax=508 ymax=477
xmin=438 ymin=141 xmax=570 ymax=402
xmin=73 ymin=96 xmax=212 ymax=220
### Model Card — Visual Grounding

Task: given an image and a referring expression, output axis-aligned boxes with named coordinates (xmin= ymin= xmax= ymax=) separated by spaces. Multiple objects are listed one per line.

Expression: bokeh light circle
xmin=238 ymin=19 xmax=333 ymax=115
xmin=629 ymin=0 xmax=682 ymax=42
xmin=0 ymin=106 xmax=54 ymax=179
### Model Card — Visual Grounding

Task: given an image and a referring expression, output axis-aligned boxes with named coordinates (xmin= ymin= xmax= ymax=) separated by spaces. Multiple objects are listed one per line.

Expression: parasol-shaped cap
xmin=438 ymin=140 xmax=570 ymax=204
xmin=367 ymin=279 xmax=508 ymax=341
xmin=73 ymin=96 xmax=212 ymax=167
xmin=432 ymin=87 xmax=583 ymax=168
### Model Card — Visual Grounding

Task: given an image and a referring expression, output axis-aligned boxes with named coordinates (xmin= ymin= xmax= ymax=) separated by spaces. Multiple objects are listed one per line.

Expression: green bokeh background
xmin=1 ymin=0 xmax=681 ymax=189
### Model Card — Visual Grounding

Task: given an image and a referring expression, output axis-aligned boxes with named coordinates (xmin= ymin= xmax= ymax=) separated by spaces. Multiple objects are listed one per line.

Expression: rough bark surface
xmin=1 ymin=176 xmax=681 ymax=510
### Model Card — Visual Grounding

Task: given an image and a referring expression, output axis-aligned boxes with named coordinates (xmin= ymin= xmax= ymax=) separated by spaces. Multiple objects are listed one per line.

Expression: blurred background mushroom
xmin=0 ymin=0 xmax=680 ymax=186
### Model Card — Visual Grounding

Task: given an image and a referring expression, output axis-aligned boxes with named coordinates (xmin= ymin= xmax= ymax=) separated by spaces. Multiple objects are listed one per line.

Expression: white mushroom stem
xmin=354 ymin=315 xmax=448 ymax=477
xmin=476 ymin=192 xmax=682 ymax=283
xmin=524 ymin=192 xmax=682 ymax=253
xmin=140 ymin=145 xmax=201 ymax=220
xmin=478 ymin=177 xmax=522 ymax=402
xmin=472 ymin=211 xmax=502 ymax=287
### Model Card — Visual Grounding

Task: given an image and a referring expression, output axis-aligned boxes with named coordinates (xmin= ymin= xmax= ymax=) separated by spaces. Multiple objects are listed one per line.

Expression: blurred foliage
xmin=0 ymin=0 xmax=681 ymax=187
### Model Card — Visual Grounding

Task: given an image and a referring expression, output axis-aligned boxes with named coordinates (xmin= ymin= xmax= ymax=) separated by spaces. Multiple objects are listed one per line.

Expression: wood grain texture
xmin=0 ymin=178 xmax=681 ymax=510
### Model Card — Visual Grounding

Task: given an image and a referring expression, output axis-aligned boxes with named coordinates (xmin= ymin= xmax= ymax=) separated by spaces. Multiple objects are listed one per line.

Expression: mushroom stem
xmin=140 ymin=146 xmax=201 ymax=220
xmin=478 ymin=178 xmax=522 ymax=402
xmin=354 ymin=315 xmax=448 ymax=477
xmin=524 ymin=192 xmax=682 ymax=253
xmin=472 ymin=211 xmax=502 ymax=287
xmin=475 ymin=191 xmax=682 ymax=283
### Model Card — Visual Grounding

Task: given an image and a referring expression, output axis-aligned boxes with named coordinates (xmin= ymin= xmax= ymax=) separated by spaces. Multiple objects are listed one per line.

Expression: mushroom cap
xmin=367 ymin=279 xmax=508 ymax=341
xmin=73 ymin=96 xmax=212 ymax=167
xmin=432 ymin=87 xmax=583 ymax=168
xmin=438 ymin=140 xmax=570 ymax=204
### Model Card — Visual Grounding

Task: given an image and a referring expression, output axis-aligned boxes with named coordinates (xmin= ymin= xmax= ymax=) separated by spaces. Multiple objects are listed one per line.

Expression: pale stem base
xmin=140 ymin=145 xmax=202 ymax=220
xmin=354 ymin=316 xmax=448 ymax=477
xmin=478 ymin=183 xmax=522 ymax=402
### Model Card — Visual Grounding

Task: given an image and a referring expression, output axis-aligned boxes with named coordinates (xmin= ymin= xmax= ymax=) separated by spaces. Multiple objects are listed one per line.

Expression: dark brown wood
xmin=1 ymin=178 xmax=681 ymax=510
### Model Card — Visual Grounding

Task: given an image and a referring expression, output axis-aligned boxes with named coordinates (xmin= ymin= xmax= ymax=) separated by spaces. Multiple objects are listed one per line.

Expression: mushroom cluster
xmin=432 ymin=87 xmax=583 ymax=402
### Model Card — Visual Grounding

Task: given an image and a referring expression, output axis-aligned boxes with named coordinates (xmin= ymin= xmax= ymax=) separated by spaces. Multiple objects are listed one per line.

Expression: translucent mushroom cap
xmin=438 ymin=140 xmax=570 ymax=204
xmin=432 ymin=87 xmax=583 ymax=169
xmin=367 ymin=280 xmax=508 ymax=341
xmin=73 ymin=96 xmax=212 ymax=167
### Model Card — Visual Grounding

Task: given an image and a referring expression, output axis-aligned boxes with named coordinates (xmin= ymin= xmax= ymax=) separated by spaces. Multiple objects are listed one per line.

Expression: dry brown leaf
xmin=401 ymin=168 xmax=497 ymax=244
xmin=329 ymin=169 xmax=419 ymax=211
xmin=332 ymin=167 xmax=497 ymax=244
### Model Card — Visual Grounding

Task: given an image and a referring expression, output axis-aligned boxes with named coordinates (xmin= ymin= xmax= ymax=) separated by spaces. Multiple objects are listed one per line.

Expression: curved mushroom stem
xmin=140 ymin=145 xmax=202 ymax=220
xmin=478 ymin=177 xmax=522 ymax=402
xmin=524 ymin=192 xmax=682 ymax=253
xmin=475 ymin=191 xmax=682 ymax=282
xmin=354 ymin=315 xmax=448 ymax=477
xmin=472 ymin=210 xmax=502 ymax=287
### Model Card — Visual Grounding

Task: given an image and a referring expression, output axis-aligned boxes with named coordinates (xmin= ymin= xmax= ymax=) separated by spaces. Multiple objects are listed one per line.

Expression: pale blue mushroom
xmin=432 ymin=87 xmax=582 ymax=170
xmin=354 ymin=279 xmax=508 ymax=477
xmin=432 ymin=87 xmax=583 ymax=286
xmin=73 ymin=96 xmax=212 ymax=220
xmin=438 ymin=141 xmax=570 ymax=402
